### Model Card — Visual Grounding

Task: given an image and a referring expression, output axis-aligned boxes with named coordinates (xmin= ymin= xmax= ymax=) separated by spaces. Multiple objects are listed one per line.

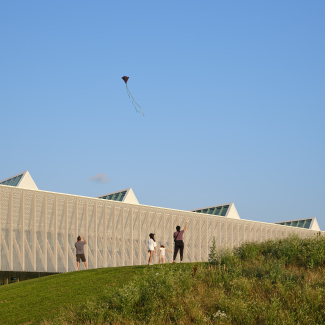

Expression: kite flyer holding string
xmin=75 ymin=236 xmax=88 ymax=271
xmin=173 ymin=222 xmax=188 ymax=263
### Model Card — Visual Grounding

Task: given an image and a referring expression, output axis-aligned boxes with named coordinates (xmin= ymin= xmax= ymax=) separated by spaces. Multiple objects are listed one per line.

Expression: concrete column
xmin=206 ymin=216 xmax=209 ymax=261
xmin=21 ymin=191 xmax=25 ymax=271
xmin=112 ymin=204 xmax=116 ymax=267
xmin=65 ymin=197 xmax=68 ymax=272
xmin=218 ymin=218 xmax=221 ymax=249
xmin=85 ymin=200 xmax=89 ymax=265
xmin=75 ymin=198 xmax=78 ymax=271
xmin=54 ymin=195 xmax=58 ymax=272
xmin=32 ymin=193 xmax=36 ymax=271
xmin=9 ymin=189 xmax=13 ymax=271
xmin=43 ymin=194 xmax=47 ymax=272
xmin=130 ymin=207 xmax=133 ymax=266
xmin=120 ymin=207 xmax=125 ymax=266
xmin=94 ymin=202 xmax=98 ymax=269
xmin=198 ymin=216 xmax=201 ymax=261
xmin=138 ymin=208 xmax=142 ymax=265
xmin=191 ymin=214 xmax=194 ymax=262
xmin=0 ymin=187 xmax=2 ymax=271
xmin=162 ymin=212 xmax=166 ymax=258
xmin=103 ymin=202 xmax=107 ymax=267
xmin=230 ymin=220 xmax=233 ymax=249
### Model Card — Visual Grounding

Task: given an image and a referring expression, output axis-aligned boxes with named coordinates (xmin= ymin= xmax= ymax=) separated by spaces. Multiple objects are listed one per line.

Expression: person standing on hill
xmin=158 ymin=244 xmax=172 ymax=264
xmin=173 ymin=222 xmax=188 ymax=263
xmin=148 ymin=233 xmax=157 ymax=265
xmin=75 ymin=236 xmax=88 ymax=271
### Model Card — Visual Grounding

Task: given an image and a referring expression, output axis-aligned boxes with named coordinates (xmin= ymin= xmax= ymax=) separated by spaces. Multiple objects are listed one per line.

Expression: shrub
xmin=234 ymin=234 xmax=325 ymax=268
xmin=47 ymin=234 xmax=325 ymax=325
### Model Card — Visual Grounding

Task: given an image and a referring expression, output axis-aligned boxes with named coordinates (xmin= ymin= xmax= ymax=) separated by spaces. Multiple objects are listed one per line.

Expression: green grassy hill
xmin=2 ymin=235 xmax=325 ymax=325
xmin=0 ymin=265 xmax=148 ymax=325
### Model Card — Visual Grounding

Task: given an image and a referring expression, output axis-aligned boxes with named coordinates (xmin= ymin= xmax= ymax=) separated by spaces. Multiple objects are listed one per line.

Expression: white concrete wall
xmin=0 ymin=185 xmax=321 ymax=273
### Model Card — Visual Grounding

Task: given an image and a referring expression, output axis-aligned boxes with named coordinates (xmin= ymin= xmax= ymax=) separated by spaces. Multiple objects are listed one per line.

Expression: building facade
xmin=0 ymin=172 xmax=321 ymax=274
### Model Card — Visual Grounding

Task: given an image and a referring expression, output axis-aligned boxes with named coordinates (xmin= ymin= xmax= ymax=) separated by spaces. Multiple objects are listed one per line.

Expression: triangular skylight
xmin=189 ymin=202 xmax=240 ymax=219
xmin=96 ymin=188 xmax=139 ymax=205
xmin=0 ymin=171 xmax=38 ymax=190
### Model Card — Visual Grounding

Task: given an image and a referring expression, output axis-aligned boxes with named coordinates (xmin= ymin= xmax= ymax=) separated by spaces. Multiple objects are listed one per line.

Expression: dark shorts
xmin=76 ymin=254 xmax=86 ymax=262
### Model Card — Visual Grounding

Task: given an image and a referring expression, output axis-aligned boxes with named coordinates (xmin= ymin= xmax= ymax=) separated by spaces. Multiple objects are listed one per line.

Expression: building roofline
xmin=0 ymin=183 xmax=321 ymax=232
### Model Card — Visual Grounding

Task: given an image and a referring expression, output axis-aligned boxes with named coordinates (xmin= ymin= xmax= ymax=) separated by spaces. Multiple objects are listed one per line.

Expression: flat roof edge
xmin=0 ymin=184 xmax=323 ymax=232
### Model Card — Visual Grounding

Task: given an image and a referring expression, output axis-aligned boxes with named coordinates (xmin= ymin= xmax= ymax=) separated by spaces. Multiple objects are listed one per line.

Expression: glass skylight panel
xmin=275 ymin=219 xmax=313 ymax=229
xmin=304 ymin=219 xmax=312 ymax=228
xmin=297 ymin=220 xmax=305 ymax=227
xmin=220 ymin=205 xmax=229 ymax=216
xmin=118 ymin=192 xmax=126 ymax=201
xmin=0 ymin=174 xmax=23 ymax=187
xmin=193 ymin=205 xmax=229 ymax=217
xmin=12 ymin=176 xmax=21 ymax=186
xmin=98 ymin=191 xmax=127 ymax=202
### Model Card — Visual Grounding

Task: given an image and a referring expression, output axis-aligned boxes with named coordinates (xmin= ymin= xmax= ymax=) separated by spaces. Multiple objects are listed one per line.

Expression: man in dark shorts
xmin=75 ymin=236 xmax=88 ymax=271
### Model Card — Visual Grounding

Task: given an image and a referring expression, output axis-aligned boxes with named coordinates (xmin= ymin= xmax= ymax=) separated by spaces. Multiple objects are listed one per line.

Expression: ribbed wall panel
xmin=0 ymin=185 xmax=322 ymax=273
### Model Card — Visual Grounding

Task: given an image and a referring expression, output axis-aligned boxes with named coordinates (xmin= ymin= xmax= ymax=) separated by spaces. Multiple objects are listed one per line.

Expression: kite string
xmin=126 ymin=85 xmax=139 ymax=113
xmin=126 ymin=86 xmax=140 ymax=114
xmin=126 ymin=84 xmax=145 ymax=116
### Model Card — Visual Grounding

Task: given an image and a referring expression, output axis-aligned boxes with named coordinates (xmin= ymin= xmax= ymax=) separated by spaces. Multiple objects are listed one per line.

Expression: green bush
xmin=57 ymin=265 xmax=202 ymax=324
xmin=234 ymin=234 xmax=325 ymax=268
xmin=48 ymin=234 xmax=325 ymax=324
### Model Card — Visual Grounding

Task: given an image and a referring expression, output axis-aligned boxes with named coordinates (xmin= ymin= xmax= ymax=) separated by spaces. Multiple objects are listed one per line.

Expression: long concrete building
xmin=0 ymin=171 xmax=321 ymax=283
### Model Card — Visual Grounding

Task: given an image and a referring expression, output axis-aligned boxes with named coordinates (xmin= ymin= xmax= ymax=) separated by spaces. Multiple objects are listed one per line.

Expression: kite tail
xmin=126 ymin=84 xmax=145 ymax=116
xmin=126 ymin=85 xmax=139 ymax=113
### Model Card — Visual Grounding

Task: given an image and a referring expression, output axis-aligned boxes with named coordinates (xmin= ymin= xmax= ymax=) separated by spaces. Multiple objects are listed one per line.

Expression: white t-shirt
xmin=148 ymin=239 xmax=157 ymax=251
xmin=159 ymin=247 xmax=166 ymax=256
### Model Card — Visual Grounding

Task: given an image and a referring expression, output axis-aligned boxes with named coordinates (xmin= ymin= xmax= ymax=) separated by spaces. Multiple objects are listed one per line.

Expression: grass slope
xmin=2 ymin=235 xmax=325 ymax=324
xmin=0 ymin=265 xmax=148 ymax=325
xmin=45 ymin=235 xmax=325 ymax=325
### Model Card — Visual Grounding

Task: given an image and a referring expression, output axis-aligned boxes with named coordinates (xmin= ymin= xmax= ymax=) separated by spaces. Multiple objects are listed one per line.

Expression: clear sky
xmin=1 ymin=1 xmax=324 ymax=229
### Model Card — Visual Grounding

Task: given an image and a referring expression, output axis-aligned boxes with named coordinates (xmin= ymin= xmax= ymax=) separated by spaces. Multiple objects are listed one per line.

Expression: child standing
xmin=158 ymin=244 xmax=172 ymax=264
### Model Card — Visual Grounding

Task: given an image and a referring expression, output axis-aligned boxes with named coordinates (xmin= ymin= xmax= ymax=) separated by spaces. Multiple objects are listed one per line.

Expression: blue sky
xmin=1 ymin=1 xmax=324 ymax=228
